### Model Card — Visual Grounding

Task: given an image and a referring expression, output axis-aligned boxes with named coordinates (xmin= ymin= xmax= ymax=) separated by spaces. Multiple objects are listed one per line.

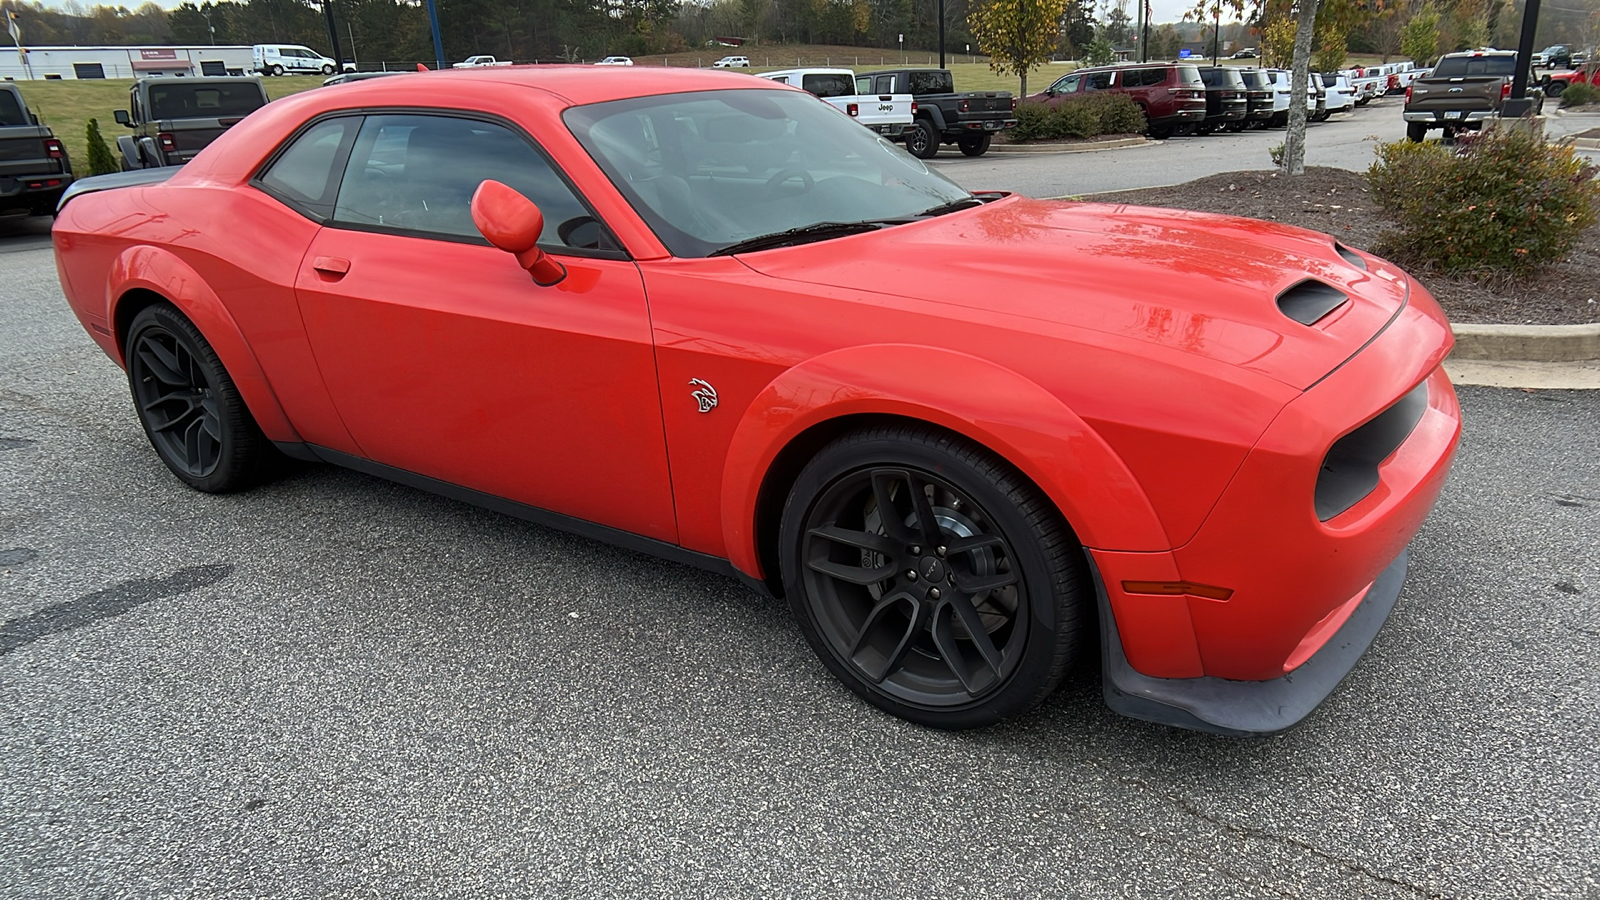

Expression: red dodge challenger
xmin=51 ymin=67 xmax=1460 ymax=734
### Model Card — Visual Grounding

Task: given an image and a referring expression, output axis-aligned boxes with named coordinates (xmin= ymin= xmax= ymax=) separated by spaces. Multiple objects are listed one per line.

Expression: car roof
xmin=288 ymin=64 xmax=782 ymax=106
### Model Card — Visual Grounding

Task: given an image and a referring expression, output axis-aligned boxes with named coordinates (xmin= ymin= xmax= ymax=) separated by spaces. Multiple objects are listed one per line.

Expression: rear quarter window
xmin=256 ymin=117 xmax=358 ymax=220
xmin=1177 ymin=65 xmax=1204 ymax=88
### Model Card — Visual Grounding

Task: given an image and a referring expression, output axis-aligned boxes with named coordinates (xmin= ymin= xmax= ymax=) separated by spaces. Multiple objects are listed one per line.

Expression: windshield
xmin=566 ymin=89 xmax=972 ymax=258
xmin=1432 ymin=55 xmax=1518 ymax=77
xmin=148 ymin=83 xmax=267 ymax=119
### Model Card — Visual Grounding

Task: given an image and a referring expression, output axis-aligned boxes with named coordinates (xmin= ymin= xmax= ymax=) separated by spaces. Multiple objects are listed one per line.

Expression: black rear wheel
xmin=906 ymin=120 xmax=940 ymax=159
xmin=781 ymin=426 xmax=1088 ymax=729
xmin=1406 ymin=122 xmax=1428 ymax=143
xmin=125 ymin=304 xmax=274 ymax=493
xmin=957 ymin=133 xmax=992 ymax=156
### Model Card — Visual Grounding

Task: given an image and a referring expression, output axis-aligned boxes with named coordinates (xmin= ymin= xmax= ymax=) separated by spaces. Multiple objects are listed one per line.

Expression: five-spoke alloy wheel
xmin=782 ymin=426 xmax=1087 ymax=729
xmin=125 ymin=303 xmax=272 ymax=493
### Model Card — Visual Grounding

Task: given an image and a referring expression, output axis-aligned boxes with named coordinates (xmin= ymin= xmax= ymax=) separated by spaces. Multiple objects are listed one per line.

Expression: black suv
xmin=0 ymin=83 xmax=73 ymax=217
xmin=1195 ymin=67 xmax=1249 ymax=134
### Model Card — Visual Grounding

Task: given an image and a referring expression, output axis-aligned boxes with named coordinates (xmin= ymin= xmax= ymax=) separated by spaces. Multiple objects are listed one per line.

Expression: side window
xmin=1085 ymin=72 xmax=1113 ymax=90
xmin=1051 ymin=74 xmax=1080 ymax=93
xmin=331 ymin=114 xmax=604 ymax=250
xmin=856 ymin=76 xmax=871 ymax=93
xmin=874 ymin=75 xmax=895 ymax=93
xmin=257 ymin=117 xmax=358 ymax=220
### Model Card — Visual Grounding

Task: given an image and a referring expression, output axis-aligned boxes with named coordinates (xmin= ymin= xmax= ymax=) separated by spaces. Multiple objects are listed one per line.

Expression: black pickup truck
xmin=855 ymin=68 xmax=1017 ymax=158
xmin=0 ymin=83 xmax=73 ymax=218
xmin=113 ymin=76 xmax=269 ymax=169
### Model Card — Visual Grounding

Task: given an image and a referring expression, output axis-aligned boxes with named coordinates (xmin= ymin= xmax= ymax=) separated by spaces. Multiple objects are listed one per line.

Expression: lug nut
xmin=928 ymin=588 xmax=941 ymax=600
xmin=936 ymin=546 xmax=946 ymax=557
xmin=911 ymin=546 xmax=922 ymax=555
xmin=906 ymin=570 xmax=918 ymax=581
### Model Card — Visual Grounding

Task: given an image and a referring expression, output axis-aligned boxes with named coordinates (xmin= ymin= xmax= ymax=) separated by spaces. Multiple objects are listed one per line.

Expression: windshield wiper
xmin=710 ymin=221 xmax=891 ymax=256
xmin=914 ymin=196 xmax=987 ymax=218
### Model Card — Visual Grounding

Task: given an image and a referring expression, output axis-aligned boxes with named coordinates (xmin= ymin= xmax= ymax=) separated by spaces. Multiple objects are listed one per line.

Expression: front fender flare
xmin=114 ymin=135 xmax=143 ymax=169
xmin=108 ymin=245 xmax=300 ymax=443
xmin=718 ymin=344 xmax=1169 ymax=580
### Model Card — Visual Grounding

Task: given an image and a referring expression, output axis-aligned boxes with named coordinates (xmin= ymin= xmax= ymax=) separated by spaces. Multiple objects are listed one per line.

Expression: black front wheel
xmin=905 ymin=120 xmax=940 ymax=159
xmin=125 ymin=304 xmax=274 ymax=493
xmin=780 ymin=426 xmax=1088 ymax=729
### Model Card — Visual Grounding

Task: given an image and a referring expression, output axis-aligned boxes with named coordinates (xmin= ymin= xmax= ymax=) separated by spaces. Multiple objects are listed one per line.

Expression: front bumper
xmin=1096 ymin=549 xmax=1409 ymax=736
xmin=1092 ymin=270 xmax=1460 ymax=732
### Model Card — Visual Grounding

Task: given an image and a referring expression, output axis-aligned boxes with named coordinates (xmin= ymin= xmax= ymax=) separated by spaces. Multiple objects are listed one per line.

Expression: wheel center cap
xmin=919 ymin=557 xmax=946 ymax=583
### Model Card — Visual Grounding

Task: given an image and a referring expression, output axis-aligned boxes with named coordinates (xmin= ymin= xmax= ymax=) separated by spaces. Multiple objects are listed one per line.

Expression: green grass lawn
xmin=14 ymin=64 xmax=1048 ymax=173
xmin=14 ymin=76 xmax=324 ymax=173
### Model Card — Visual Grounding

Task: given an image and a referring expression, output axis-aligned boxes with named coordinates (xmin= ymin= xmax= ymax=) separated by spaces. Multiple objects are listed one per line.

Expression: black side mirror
xmin=114 ymin=109 xmax=131 ymax=126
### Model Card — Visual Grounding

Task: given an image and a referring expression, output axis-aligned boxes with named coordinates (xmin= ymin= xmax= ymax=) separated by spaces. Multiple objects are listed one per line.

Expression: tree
xmin=1401 ymin=3 xmax=1439 ymax=65
xmin=1150 ymin=22 xmax=1181 ymax=58
xmin=1059 ymin=0 xmax=1096 ymax=56
xmin=1083 ymin=33 xmax=1115 ymax=62
xmin=1101 ymin=0 xmax=1132 ymax=44
xmin=85 ymin=118 xmax=118 ymax=176
xmin=1313 ymin=20 xmax=1345 ymax=71
xmin=1260 ymin=14 xmax=1295 ymax=66
xmin=969 ymin=0 xmax=1071 ymax=96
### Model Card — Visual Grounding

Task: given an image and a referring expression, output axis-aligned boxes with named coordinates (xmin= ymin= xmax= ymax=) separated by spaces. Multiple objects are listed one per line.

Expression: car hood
xmin=735 ymin=196 xmax=1409 ymax=390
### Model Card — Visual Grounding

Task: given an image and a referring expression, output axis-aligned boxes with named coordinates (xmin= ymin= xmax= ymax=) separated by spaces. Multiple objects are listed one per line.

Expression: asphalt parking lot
xmin=2 ymin=203 xmax=1598 ymax=896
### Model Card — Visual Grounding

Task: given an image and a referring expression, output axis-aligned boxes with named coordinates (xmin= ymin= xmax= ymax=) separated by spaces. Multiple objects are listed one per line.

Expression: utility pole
xmin=938 ymin=0 xmax=946 ymax=68
xmin=1142 ymin=0 xmax=1151 ymax=62
xmin=322 ymin=0 xmax=343 ymax=70
xmin=1136 ymin=0 xmax=1143 ymax=63
xmin=1211 ymin=3 xmax=1220 ymax=65
xmin=1506 ymin=0 xmax=1542 ymax=114
xmin=425 ymin=0 xmax=444 ymax=70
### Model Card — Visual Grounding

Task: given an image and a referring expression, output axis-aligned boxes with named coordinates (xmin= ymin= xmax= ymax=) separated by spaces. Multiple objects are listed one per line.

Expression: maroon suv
xmin=1025 ymin=63 xmax=1207 ymax=138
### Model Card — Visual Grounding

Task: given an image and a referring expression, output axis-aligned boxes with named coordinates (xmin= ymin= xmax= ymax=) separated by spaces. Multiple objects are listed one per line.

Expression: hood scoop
xmin=1277 ymin=279 xmax=1349 ymax=326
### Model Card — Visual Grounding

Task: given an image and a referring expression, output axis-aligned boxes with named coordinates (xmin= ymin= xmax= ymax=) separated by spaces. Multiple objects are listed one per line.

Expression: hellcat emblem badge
xmin=689 ymin=378 xmax=718 ymax=413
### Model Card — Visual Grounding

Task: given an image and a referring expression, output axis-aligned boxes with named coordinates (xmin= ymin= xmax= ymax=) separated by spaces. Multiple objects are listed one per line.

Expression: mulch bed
xmin=1092 ymin=167 xmax=1600 ymax=325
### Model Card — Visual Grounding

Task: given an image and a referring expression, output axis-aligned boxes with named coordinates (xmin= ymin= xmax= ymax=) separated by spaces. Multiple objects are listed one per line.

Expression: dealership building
xmin=1 ymin=45 xmax=255 ymax=80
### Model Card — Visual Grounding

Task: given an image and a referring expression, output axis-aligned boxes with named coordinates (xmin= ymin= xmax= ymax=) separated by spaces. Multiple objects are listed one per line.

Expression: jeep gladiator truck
xmin=758 ymin=68 xmax=915 ymax=137
xmin=856 ymin=68 xmax=1016 ymax=158
xmin=1403 ymin=50 xmax=1537 ymax=142
xmin=113 ymin=76 xmax=269 ymax=169
xmin=0 ymin=83 xmax=73 ymax=217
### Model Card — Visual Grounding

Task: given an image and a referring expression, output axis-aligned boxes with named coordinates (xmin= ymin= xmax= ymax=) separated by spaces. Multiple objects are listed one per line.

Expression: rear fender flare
xmin=719 ymin=344 xmax=1169 ymax=580
xmin=108 ymin=245 xmax=300 ymax=442
xmin=114 ymin=135 xmax=142 ymax=169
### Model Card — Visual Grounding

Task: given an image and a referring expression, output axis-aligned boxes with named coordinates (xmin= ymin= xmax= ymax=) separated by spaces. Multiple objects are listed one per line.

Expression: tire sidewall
xmin=125 ymin=304 xmax=263 ymax=493
xmin=779 ymin=433 xmax=1070 ymax=729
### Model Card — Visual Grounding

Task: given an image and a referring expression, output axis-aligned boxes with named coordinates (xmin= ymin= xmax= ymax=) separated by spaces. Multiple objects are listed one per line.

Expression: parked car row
xmin=756 ymin=66 xmax=1017 ymax=158
xmin=1026 ymin=62 xmax=1392 ymax=139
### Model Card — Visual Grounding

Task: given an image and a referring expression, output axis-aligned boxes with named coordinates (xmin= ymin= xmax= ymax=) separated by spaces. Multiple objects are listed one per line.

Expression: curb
xmin=1450 ymin=322 xmax=1600 ymax=362
xmin=986 ymin=136 xmax=1147 ymax=154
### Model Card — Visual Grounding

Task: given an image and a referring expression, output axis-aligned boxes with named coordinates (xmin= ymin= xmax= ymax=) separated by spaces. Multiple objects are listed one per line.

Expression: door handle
xmin=312 ymin=256 xmax=351 ymax=277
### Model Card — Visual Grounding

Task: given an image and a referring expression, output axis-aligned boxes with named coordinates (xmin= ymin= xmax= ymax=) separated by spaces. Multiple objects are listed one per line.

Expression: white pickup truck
xmin=758 ymin=68 xmax=915 ymax=138
xmin=453 ymin=55 xmax=512 ymax=68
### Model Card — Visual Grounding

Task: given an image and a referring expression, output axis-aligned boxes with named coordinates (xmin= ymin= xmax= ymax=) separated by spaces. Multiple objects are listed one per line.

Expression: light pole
xmin=938 ymin=0 xmax=945 ymax=68
xmin=201 ymin=9 xmax=215 ymax=45
xmin=1211 ymin=4 xmax=1220 ymax=65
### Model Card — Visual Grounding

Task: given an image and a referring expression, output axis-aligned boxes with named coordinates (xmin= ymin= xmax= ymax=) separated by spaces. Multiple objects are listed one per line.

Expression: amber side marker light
xmin=1122 ymin=581 xmax=1235 ymax=602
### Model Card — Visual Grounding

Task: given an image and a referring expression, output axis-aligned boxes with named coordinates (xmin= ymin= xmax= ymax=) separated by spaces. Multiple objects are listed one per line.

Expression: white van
xmin=253 ymin=44 xmax=338 ymax=76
